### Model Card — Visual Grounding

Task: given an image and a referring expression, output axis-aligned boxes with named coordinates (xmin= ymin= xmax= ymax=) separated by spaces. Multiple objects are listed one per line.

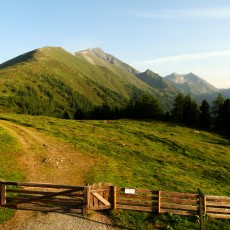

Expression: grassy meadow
xmin=0 ymin=124 xmax=24 ymax=223
xmin=0 ymin=113 xmax=229 ymax=195
xmin=0 ymin=113 xmax=229 ymax=229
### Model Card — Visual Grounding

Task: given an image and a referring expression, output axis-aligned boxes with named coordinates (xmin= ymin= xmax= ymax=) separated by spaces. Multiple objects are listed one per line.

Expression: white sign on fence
xmin=124 ymin=188 xmax=135 ymax=194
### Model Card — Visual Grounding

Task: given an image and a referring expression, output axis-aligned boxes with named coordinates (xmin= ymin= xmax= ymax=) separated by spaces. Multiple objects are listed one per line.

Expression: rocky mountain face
xmin=136 ymin=69 xmax=178 ymax=94
xmin=75 ymin=48 xmax=139 ymax=75
xmin=164 ymin=72 xmax=218 ymax=96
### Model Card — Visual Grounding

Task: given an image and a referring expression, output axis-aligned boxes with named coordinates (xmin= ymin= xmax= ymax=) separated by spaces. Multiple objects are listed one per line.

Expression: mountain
xmin=75 ymin=48 xmax=176 ymax=109
xmin=75 ymin=48 xmax=139 ymax=75
xmin=0 ymin=46 xmax=175 ymax=117
xmin=194 ymin=88 xmax=230 ymax=105
xmin=136 ymin=69 xmax=179 ymax=94
xmin=164 ymin=72 xmax=218 ymax=96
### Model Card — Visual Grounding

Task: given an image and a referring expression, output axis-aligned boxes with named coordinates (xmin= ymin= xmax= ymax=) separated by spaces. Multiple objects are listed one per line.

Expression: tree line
xmin=168 ymin=93 xmax=230 ymax=135
xmin=73 ymin=92 xmax=230 ymax=136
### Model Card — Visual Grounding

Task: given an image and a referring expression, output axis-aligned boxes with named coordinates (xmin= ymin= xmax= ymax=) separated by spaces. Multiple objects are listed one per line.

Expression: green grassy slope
xmin=0 ymin=47 xmax=180 ymax=117
xmin=0 ymin=47 xmax=171 ymax=117
xmin=0 ymin=124 xmax=24 ymax=223
xmin=1 ymin=113 xmax=229 ymax=196
xmin=0 ymin=113 xmax=229 ymax=229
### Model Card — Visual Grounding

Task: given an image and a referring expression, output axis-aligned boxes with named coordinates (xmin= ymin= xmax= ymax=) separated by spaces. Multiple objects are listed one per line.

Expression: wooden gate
xmin=0 ymin=181 xmax=85 ymax=213
xmin=87 ymin=182 xmax=112 ymax=211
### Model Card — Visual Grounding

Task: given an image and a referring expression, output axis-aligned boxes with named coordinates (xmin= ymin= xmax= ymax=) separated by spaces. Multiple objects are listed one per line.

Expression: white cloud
xmin=132 ymin=50 xmax=230 ymax=66
xmin=134 ymin=7 xmax=230 ymax=20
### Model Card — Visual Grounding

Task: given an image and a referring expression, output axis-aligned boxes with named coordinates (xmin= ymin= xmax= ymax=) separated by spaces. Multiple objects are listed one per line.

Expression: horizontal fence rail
xmin=205 ymin=195 xmax=230 ymax=219
xmin=0 ymin=180 xmax=230 ymax=221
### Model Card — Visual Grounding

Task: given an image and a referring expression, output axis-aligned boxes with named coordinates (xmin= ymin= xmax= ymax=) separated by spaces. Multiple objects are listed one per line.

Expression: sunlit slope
xmin=0 ymin=47 xmax=164 ymax=116
xmin=1 ymin=113 xmax=229 ymax=196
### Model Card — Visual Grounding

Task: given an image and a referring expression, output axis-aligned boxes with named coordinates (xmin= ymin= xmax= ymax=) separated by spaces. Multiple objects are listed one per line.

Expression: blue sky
xmin=1 ymin=0 xmax=230 ymax=88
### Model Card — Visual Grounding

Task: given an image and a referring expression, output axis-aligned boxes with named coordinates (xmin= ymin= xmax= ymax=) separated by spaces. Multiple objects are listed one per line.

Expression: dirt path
xmin=0 ymin=120 xmax=119 ymax=230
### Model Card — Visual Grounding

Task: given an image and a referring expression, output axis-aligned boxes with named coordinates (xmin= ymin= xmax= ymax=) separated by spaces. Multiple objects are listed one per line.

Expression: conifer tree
xmin=171 ymin=93 xmax=184 ymax=122
xmin=200 ymin=99 xmax=211 ymax=129
xmin=211 ymin=94 xmax=225 ymax=130
xmin=182 ymin=94 xmax=199 ymax=126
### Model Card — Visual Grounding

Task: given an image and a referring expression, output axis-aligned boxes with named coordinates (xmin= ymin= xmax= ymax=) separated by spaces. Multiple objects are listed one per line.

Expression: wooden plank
xmin=89 ymin=184 xmax=95 ymax=207
xmin=10 ymin=188 xmax=82 ymax=205
xmin=3 ymin=182 xmax=84 ymax=189
xmin=204 ymin=195 xmax=206 ymax=214
xmin=113 ymin=186 xmax=117 ymax=211
xmin=97 ymin=182 xmax=103 ymax=206
xmin=92 ymin=192 xmax=110 ymax=206
xmin=161 ymin=197 xmax=198 ymax=205
xmin=7 ymin=189 xmax=84 ymax=198
xmin=116 ymin=204 xmax=154 ymax=212
xmin=206 ymin=195 xmax=230 ymax=201
xmin=206 ymin=207 xmax=230 ymax=214
xmin=161 ymin=191 xmax=198 ymax=198
xmin=117 ymin=187 xmax=157 ymax=195
xmin=161 ymin=203 xmax=198 ymax=211
xmin=158 ymin=191 xmax=161 ymax=214
xmin=160 ymin=208 xmax=196 ymax=216
xmin=103 ymin=183 xmax=109 ymax=201
xmin=6 ymin=197 xmax=83 ymax=205
xmin=0 ymin=183 xmax=6 ymax=205
xmin=208 ymin=213 xmax=230 ymax=219
xmin=206 ymin=201 xmax=230 ymax=207
xmin=92 ymin=184 xmax=98 ymax=207
xmin=117 ymin=193 xmax=156 ymax=201
xmin=90 ymin=205 xmax=111 ymax=211
xmin=117 ymin=198 xmax=156 ymax=207
xmin=198 ymin=189 xmax=204 ymax=230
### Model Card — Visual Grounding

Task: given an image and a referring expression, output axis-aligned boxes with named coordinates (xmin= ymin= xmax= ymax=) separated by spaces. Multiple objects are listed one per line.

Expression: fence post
xmin=198 ymin=189 xmax=204 ymax=230
xmin=157 ymin=190 xmax=161 ymax=214
xmin=112 ymin=186 xmax=117 ymax=211
xmin=83 ymin=185 xmax=89 ymax=214
xmin=0 ymin=179 xmax=6 ymax=206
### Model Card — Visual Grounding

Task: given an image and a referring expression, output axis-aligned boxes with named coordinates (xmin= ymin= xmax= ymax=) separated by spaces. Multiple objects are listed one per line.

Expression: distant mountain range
xmin=164 ymin=72 xmax=218 ymax=95
xmin=0 ymin=46 xmax=229 ymax=117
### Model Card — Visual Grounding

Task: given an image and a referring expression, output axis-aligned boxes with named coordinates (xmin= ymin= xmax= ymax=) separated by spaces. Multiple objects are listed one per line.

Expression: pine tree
xmin=200 ymin=99 xmax=211 ymax=129
xmin=221 ymin=99 xmax=230 ymax=135
xmin=182 ymin=95 xmax=199 ymax=126
xmin=133 ymin=94 xmax=163 ymax=119
xmin=171 ymin=93 xmax=184 ymax=122
xmin=211 ymin=94 xmax=225 ymax=130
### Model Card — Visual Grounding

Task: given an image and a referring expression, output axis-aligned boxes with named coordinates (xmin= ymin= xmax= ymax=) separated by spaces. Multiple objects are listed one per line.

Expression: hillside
xmin=136 ymin=69 xmax=179 ymax=95
xmin=0 ymin=47 xmax=176 ymax=117
xmin=75 ymin=48 xmax=140 ymax=75
xmin=1 ymin=113 xmax=229 ymax=194
xmin=0 ymin=113 xmax=229 ymax=229
xmin=165 ymin=72 xmax=218 ymax=96
xmin=195 ymin=88 xmax=230 ymax=104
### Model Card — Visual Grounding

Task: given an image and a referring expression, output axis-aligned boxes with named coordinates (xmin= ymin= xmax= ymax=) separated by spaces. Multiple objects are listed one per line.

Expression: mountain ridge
xmin=164 ymin=72 xmax=218 ymax=96
xmin=75 ymin=47 xmax=140 ymax=75
xmin=0 ymin=46 xmax=175 ymax=117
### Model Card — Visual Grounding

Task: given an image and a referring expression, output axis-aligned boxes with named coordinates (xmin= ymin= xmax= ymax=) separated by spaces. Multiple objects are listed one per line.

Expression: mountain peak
xmin=76 ymin=48 xmax=139 ymax=75
xmin=165 ymin=72 xmax=218 ymax=95
xmin=79 ymin=48 xmax=106 ymax=58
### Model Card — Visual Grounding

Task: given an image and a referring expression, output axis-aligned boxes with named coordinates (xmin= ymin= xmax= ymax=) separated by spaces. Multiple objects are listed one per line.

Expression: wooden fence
xmin=1 ymin=180 xmax=230 ymax=221
xmin=0 ymin=181 xmax=85 ymax=213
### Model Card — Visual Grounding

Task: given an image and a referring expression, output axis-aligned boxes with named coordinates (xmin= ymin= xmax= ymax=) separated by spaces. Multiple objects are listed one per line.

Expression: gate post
xmin=111 ymin=185 xmax=117 ymax=211
xmin=0 ymin=179 xmax=6 ymax=206
xmin=83 ymin=185 xmax=89 ymax=214
xmin=198 ymin=189 xmax=204 ymax=230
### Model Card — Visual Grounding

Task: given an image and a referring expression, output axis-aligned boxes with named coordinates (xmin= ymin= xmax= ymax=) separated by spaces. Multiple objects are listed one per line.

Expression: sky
xmin=1 ymin=0 xmax=230 ymax=88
